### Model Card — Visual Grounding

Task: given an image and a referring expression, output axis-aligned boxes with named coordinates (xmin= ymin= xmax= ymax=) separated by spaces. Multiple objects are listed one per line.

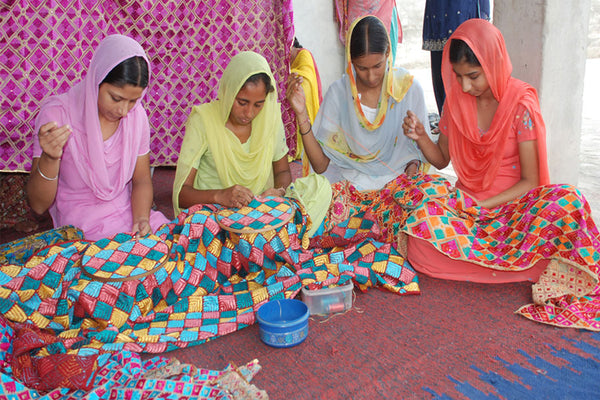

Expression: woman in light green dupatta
xmin=173 ymin=51 xmax=292 ymax=215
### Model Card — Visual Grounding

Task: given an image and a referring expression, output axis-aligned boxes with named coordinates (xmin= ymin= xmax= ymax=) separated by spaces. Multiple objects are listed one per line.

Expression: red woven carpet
xmin=148 ymin=167 xmax=599 ymax=399
xmin=160 ymin=276 xmax=600 ymax=399
xmin=3 ymin=167 xmax=599 ymax=399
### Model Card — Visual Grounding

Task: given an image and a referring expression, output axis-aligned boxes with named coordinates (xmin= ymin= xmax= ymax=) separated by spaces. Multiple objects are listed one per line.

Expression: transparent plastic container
xmin=301 ymin=280 xmax=353 ymax=315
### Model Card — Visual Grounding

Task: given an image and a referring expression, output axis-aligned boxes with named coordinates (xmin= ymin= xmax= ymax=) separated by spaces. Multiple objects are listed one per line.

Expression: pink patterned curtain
xmin=334 ymin=0 xmax=402 ymax=44
xmin=0 ymin=0 xmax=296 ymax=172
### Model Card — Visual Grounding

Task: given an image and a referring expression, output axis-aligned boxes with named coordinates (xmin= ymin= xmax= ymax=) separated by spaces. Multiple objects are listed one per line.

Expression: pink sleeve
xmin=137 ymin=112 xmax=151 ymax=157
xmin=513 ymin=103 xmax=538 ymax=143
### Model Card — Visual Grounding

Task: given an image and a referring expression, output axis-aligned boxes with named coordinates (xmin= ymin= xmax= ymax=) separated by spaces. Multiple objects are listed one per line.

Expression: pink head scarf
xmin=38 ymin=34 xmax=151 ymax=200
xmin=440 ymin=19 xmax=550 ymax=193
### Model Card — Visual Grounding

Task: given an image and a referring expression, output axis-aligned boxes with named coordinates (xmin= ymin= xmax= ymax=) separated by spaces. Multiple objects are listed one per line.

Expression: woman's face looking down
xmin=352 ymin=51 xmax=388 ymax=90
xmin=228 ymin=80 xmax=268 ymax=127
xmin=451 ymin=60 xmax=492 ymax=99
xmin=97 ymin=82 xmax=144 ymax=123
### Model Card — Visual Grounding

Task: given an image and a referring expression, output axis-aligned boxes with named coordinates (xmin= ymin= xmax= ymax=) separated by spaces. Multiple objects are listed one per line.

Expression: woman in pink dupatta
xmin=27 ymin=35 xmax=169 ymax=241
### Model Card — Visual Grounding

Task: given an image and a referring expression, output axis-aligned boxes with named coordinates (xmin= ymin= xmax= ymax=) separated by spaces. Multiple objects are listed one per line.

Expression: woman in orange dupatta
xmin=407 ymin=18 xmax=550 ymax=209
xmin=399 ymin=19 xmax=600 ymax=330
xmin=401 ymin=18 xmax=553 ymax=282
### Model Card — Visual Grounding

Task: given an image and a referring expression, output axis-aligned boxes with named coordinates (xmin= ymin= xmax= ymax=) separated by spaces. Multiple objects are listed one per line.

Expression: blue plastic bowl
xmin=257 ymin=299 xmax=309 ymax=348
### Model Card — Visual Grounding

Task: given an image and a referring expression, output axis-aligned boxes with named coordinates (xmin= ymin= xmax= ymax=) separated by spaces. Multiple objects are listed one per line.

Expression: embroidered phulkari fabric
xmin=0 ymin=0 xmax=295 ymax=172
xmin=0 ymin=201 xmax=419 ymax=365
xmin=313 ymin=174 xmax=439 ymax=251
xmin=0 ymin=225 xmax=84 ymax=266
xmin=401 ymin=174 xmax=600 ymax=330
xmin=9 ymin=321 xmax=100 ymax=391
xmin=0 ymin=337 xmax=267 ymax=400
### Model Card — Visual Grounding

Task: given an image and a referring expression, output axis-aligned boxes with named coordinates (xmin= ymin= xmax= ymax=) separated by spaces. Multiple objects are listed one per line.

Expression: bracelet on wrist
xmin=405 ymin=160 xmax=421 ymax=172
xmin=37 ymin=163 xmax=58 ymax=181
xmin=299 ymin=122 xmax=312 ymax=136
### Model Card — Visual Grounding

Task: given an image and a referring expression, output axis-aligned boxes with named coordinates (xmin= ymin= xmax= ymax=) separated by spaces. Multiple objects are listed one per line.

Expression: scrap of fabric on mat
xmin=0 ymin=318 xmax=267 ymax=400
xmin=0 ymin=201 xmax=418 ymax=361
xmin=400 ymin=174 xmax=600 ymax=330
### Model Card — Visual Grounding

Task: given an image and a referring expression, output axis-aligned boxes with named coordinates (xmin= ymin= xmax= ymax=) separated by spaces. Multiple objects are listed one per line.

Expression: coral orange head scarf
xmin=440 ymin=19 xmax=549 ymax=193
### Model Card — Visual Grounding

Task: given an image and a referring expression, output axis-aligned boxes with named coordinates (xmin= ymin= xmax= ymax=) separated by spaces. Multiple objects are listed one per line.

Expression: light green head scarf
xmin=173 ymin=51 xmax=283 ymax=215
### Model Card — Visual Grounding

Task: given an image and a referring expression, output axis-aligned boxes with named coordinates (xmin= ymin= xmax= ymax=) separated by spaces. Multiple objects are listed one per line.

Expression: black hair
xmin=244 ymin=72 xmax=275 ymax=94
xmin=449 ymin=39 xmax=481 ymax=66
xmin=349 ymin=16 xmax=390 ymax=60
xmin=293 ymin=37 xmax=303 ymax=48
xmin=101 ymin=56 xmax=149 ymax=88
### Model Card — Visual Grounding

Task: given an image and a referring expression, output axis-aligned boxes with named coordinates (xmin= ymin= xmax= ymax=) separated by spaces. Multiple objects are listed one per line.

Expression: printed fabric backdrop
xmin=0 ymin=0 xmax=296 ymax=172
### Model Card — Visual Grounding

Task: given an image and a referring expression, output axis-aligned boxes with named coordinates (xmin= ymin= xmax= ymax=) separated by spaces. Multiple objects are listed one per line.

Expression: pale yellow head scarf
xmin=173 ymin=51 xmax=282 ymax=215
xmin=291 ymin=48 xmax=322 ymax=177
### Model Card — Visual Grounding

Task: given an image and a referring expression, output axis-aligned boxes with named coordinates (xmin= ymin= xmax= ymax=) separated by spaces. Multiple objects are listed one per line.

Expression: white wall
xmin=291 ymin=0 xmax=344 ymax=93
xmin=394 ymin=0 xmax=429 ymax=69
xmin=495 ymin=0 xmax=591 ymax=185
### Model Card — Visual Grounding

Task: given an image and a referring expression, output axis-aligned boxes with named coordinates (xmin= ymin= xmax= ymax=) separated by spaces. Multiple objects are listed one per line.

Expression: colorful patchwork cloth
xmin=0 ymin=323 xmax=267 ymax=400
xmin=0 ymin=225 xmax=84 ymax=266
xmin=313 ymin=176 xmax=418 ymax=251
xmin=401 ymin=174 xmax=600 ymax=330
xmin=0 ymin=200 xmax=419 ymax=391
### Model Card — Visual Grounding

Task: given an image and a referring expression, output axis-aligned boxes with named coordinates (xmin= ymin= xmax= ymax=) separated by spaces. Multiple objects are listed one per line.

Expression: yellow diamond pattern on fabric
xmin=4 ymin=306 xmax=28 ymax=323
xmin=371 ymin=261 xmax=388 ymax=274
xmin=0 ymin=265 xmax=21 ymax=278
xmin=250 ymin=287 xmax=269 ymax=304
xmin=0 ymin=201 xmax=420 ymax=355
xmin=110 ymin=308 xmax=129 ymax=327
xmin=401 ymin=175 xmax=600 ymax=330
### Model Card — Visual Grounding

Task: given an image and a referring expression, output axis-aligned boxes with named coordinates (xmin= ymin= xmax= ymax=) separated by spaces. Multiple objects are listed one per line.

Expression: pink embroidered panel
xmin=0 ymin=0 xmax=296 ymax=172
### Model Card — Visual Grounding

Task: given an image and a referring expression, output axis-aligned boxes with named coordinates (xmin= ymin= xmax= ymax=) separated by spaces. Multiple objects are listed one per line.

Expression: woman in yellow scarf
xmin=173 ymin=52 xmax=292 ymax=215
xmin=289 ymin=38 xmax=323 ymax=177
